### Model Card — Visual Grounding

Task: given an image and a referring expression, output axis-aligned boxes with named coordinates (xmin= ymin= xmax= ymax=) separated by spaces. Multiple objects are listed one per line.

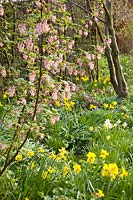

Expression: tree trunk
xmin=104 ymin=0 xmax=128 ymax=98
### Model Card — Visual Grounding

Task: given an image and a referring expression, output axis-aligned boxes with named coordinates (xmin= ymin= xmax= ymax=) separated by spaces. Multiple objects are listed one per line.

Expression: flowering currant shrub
xmin=0 ymin=1 xmax=132 ymax=200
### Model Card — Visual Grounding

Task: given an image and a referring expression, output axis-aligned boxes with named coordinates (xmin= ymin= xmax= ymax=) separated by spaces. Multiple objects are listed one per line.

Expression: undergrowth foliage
xmin=0 ymin=0 xmax=133 ymax=200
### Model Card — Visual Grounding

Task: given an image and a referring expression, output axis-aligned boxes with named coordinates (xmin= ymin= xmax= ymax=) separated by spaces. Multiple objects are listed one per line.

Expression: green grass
xmin=0 ymin=55 xmax=133 ymax=200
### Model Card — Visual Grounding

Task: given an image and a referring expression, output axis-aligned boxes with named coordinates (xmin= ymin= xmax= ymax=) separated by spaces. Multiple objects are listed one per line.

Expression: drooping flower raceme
xmin=0 ymin=5 xmax=4 ymax=16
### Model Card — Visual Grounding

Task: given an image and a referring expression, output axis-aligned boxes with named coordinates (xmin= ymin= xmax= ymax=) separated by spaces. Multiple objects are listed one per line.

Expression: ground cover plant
xmin=0 ymin=0 xmax=133 ymax=200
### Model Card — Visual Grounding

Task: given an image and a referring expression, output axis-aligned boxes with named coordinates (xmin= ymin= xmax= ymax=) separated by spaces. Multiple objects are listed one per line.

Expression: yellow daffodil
xmin=42 ymin=171 xmax=48 ymax=179
xmin=38 ymin=147 xmax=45 ymax=153
xmin=73 ymin=163 xmax=81 ymax=174
xmin=96 ymin=189 xmax=104 ymax=198
xmin=111 ymin=101 xmax=117 ymax=106
xmin=24 ymin=197 xmax=29 ymax=200
xmin=103 ymin=103 xmax=108 ymax=109
xmin=63 ymin=166 xmax=69 ymax=176
xmin=15 ymin=154 xmax=23 ymax=161
xmin=89 ymin=126 xmax=94 ymax=132
xmin=49 ymin=152 xmax=57 ymax=159
xmin=55 ymin=100 xmax=60 ymax=107
xmin=120 ymin=167 xmax=128 ymax=179
xmin=101 ymin=163 xmax=119 ymax=180
xmin=27 ymin=150 xmax=35 ymax=157
xmin=87 ymin=152 xmax=96 ymax=164
xmin=81 ymin=76 xmax=89 ymax=82
xmin=100 ymin=149 xmax=109 ymax=159
xmin=48 ymin=167 xmax=55 ymax=174
xmin=90 ymin=104 xmax=96 ymax=109
xmin=30 ymin=161 xmax=35 ymax=169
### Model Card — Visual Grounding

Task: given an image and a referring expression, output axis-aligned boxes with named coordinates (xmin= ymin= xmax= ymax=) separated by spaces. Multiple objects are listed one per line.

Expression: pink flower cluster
xmin=18 ymin=23 xmax=26 ymax=35
xmin=50 ymin=114 xmax=60 ymax=124
xmin=25 ymin=36 xmax=34 ymax=51
xmin=51 ymin=82 xmax=76 ymax=102
xmin=8 ymin=86 xmax=16 ymax=97
xmin=35 ymin=20 xmax=50 ymax=35
xmin=29 ymin=71 xmax=36 ymax=82
xmin=0 ymin=5 xmax=4 ymax=16
xmin=0 ymin=68 xmax=6 ymax=77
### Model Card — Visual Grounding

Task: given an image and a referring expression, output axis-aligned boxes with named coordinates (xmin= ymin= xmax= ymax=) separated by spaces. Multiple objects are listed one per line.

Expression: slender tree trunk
xmin=104 ymin=0 xmax=128 ymax=98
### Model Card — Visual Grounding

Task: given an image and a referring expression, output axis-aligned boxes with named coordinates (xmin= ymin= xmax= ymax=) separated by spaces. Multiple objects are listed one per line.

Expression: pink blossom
xmin=23 ymin=53 xmax=28 ymax=60
xmin=0 ymin=6 xmax=4 ymax=16
xmin=66 ymin=16 xmax=72 ymax=22
xmin=18 ymin=43 xmax=25 ymax=53
xmin=66 ymin=92 xmax=71 ymax=99
xmin=18 ymin=23 xmax=26 ymax=35
xmin=68 ymin=40 xmax=74 ymax=49
xmin=88 ymin=20 xmax=93 ymax=27
xmin=84 ymin=31 xmax=88 ymax=37
xmin=21 ymin=98 xmax=27 ymax=105
xmin=25 ymin=36 xmax=34 ymax=51
xmin=1 ymin=68 xmax=6 ymax=77
xmin=50 ymin=116 xmax=56 ymax=124
xmin=49 ymin=0 xmax=56 ymax=4
xmin=44 ymin=60 xmax=50 ymax=70
xmin=64 ymin=84 xmax=71 ymax=92
xmin=52 ymin=89 xmax=58 ymax=101
xmin=48 ymin=36 xmax=55 ymax=44
xmin=0 ymin=143 xmax=5 ymax=151
xmin=0 ymin=42 xmax=4 ymax=47
xmin=50 ymin=114 xmax=60 ymax=124
xmin=50 ymin=15 xmax=56 ymax=23
xmin=62 ymin=63 xmax=66 ymax=71
xmin=71 ymin=84 xmax=76 ymax=91
xmin=91 ymin=54 xmax=95 ymax=60
xmin=79 ymin=30 xmax=83 ymax=36
xmin=77 ymin=58 xmax=82 ymax=66
xmin=67 ymin=67 xmax=73 ymax=76
xmin=35 ymin=0 xmax=41 ymax=8
xmin=37 ymin=105 xmax=42 ymax=113
xmin=86 ymin=53 xmax=92 ymax=61
xmin=30 ymin=88 xmax=36 ymax=96
xmin=29 ymin=71 xmax=36 ymax=82
xmin=97 ymin=54 xmax=101 ymax=60
xmin=94 ymin=17 xmax=98 ymax=22
xmin=106 ymin=38 xmax=112 ymax=46
xmin=28 ymin=57 xmax=35 ymax=65
xmin=97 ymin=45 xmax=104 ymax=54
xmin=95 ymin=12 xmax=99 ymax=18
xmin=8 ymin=86 xmax=16 ymax=97
xmin=61 ymin=4 xmax=66 ymax=12
xmin=35 ymin=21 xmax=50 ymax=35
xmin=88 ymin=62 xmax=94 ymax=70
xmin=85 ymin=24 xmax=88 ymax=29
xmin=73 ymin=69 xmax=78 ymax=76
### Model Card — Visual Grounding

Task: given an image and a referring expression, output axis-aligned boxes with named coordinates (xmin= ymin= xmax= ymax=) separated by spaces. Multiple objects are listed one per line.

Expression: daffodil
xmin=73 ymin=163 xmax=81 ymax=173
xmin=38 ymin=147 xmax=45 ymax=153
xmin=42 ymin=171 xmax=48 ymax=179
xmin=96 ymin=189 xmax=104 ymax=198
xmin=27 ymin=150 xmax=35 ymax=157
xmin=89 ymin=126 xmax=94 ymax=131
xmin=120 ymin=167 xmax=128 ymax=179
xmin=81 ymin=76 xmax=89 ymax=82
xmin=63 ymin=166 xmax=69 ymax=176
xmin=15 ymin=154 xmax=23 ymax=161
xmin=87 ymin=152 xmax=96 ymax=164
xmin=100 ymin=149 xmax=109 ymax=159
xmin=55 ymin=100 xmax=60 ymax=107
xmin=90 ymin=104 xmax=96 ymax=109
